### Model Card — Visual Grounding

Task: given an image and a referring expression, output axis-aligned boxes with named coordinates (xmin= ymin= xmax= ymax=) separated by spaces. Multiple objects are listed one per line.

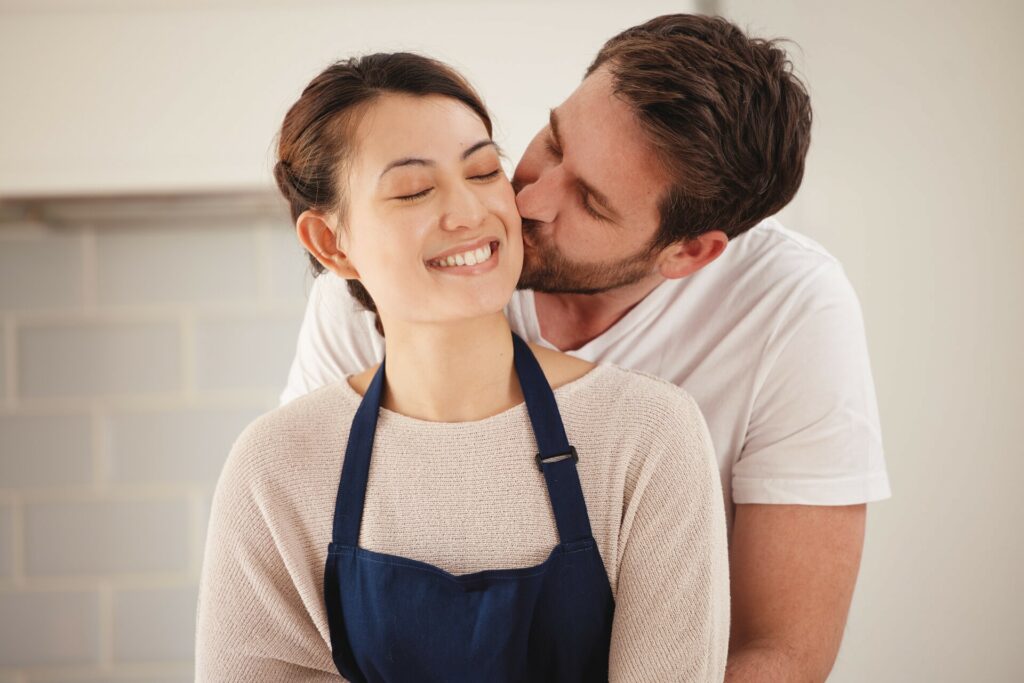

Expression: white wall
xmin=0 ymin=0 xmax=701 ymax=197
xmin=3 ymin=2 xmax=730 ymax=681
xmin=1 ymin=0 xmax=1020 ymax=681
xmin=720 ymin=1 xmax=1024 ymax=680
xmin=0 ymin=209 xmax=309 ymax=681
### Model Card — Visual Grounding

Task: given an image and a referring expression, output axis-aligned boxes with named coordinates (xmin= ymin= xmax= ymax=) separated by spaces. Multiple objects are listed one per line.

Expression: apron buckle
xmin=536 ymin=445 xmax=579 ymax=471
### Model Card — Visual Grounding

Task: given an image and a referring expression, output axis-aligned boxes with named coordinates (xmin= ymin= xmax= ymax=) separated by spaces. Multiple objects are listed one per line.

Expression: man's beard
xmin=516 ymin=219 xmax=658 ymax=295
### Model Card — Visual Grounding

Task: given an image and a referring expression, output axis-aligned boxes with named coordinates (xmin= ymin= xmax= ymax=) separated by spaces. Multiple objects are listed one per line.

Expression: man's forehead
xmin=553 ymin=70 xmax=669 ymax=220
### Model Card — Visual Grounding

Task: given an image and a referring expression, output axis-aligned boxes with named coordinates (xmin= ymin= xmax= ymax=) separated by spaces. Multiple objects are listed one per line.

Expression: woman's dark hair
xmin=272 ymin=52 xmax=493 ymax=336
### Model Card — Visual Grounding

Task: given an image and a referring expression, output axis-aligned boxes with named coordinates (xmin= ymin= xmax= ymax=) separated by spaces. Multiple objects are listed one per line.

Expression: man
xmin=279 ymin=14 xmax=891 ymax=682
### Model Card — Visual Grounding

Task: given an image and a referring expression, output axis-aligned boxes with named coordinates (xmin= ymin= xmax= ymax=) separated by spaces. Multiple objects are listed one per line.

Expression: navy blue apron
xmin=324 ymin=332 xmax=614 ymax=682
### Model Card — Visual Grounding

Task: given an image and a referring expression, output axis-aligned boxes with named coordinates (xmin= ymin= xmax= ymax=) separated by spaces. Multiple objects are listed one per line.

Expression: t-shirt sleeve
xmin=194 ymin=425 xmax=341 ymax=682
xmin=609 ymin=389 xmax=730 ymax=682
xmin=732 ymin=262 xmax=892 ymax=505
xmin=279 ymin=273 xmax=384 ymax=407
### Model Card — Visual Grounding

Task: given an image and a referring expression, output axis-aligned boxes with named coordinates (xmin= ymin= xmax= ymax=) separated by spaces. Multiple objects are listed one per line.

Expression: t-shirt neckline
xmin=524 ymin=279 xmax=679 ymax=355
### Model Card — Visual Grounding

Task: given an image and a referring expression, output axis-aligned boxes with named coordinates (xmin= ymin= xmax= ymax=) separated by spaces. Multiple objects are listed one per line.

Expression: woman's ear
xmin=295 ymin=209 xmax=361 ymax=280
xmin=655 ymin=230 xmax=729 ymax=280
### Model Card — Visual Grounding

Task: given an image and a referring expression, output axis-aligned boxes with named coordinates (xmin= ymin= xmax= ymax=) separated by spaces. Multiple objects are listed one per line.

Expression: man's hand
xmin=724 ymin=503 xmax=867 ymax=682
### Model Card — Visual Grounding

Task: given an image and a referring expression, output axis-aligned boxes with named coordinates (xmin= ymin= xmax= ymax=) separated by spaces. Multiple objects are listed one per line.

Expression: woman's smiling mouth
xmin=426 ymin=240 xmax=500 ymax=274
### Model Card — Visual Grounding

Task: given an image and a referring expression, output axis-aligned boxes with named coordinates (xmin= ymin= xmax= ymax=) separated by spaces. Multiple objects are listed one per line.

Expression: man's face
xmin=512 ymin=67 xmax=671 ymax=295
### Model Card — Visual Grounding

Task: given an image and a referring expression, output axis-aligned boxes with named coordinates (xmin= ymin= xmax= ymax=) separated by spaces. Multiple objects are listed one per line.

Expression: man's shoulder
xmin=684 ymin=217 xmax=857 ymax=317
xmin=718 ymin=217 xmax=842 ymax=279
xmin=583 ymin=363 xmax=706 ymax=430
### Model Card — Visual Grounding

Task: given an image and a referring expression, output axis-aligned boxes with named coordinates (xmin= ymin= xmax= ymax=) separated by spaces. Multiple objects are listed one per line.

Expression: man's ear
xmin=295 ymin=209 xmax=361 ymax=280
xmin=656 ymin=230 xmax=729 ymax=280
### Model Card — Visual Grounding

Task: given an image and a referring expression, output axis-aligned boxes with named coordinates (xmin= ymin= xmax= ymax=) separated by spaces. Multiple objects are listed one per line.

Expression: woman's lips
xmin=426 ymin=236 xmax=497 ymax=262
xmin=426 ymin=240 xmax=500 ymax=275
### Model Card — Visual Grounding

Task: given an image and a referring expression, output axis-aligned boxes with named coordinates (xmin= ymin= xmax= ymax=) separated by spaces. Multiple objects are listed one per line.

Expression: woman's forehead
xmin=353 ymin=94 xmax=492 ymax=170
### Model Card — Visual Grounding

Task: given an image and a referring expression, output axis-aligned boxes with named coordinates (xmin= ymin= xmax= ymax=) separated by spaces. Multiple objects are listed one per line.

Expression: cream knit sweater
xmin=195 ymin=363 xmax=730 ymax=681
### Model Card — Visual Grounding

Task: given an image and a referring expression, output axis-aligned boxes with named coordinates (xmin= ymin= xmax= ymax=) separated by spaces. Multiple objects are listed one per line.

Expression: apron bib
xmin=324 ymin=332 xmax=614 ymax=682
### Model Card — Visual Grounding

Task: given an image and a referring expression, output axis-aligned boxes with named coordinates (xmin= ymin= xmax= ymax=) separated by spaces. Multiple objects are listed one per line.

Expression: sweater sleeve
xmin=195 ymin=424 xmax=341 ymax=682
xmin=608 ymin=389 xmax=731 ymax=682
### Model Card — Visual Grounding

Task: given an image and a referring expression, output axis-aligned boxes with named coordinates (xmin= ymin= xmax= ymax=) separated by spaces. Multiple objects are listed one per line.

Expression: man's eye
xmin=581 ymin=192 xmax=605 ymax=221
xmin=544 ymin=138 xmax=562 ymax=158
xmin=395 ymin=188 xmax=433 ymax=202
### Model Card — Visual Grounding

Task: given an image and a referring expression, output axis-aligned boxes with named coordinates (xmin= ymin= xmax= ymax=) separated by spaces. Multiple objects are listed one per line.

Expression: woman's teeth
xmin=429 ymin=243 xmax=492 ymax=268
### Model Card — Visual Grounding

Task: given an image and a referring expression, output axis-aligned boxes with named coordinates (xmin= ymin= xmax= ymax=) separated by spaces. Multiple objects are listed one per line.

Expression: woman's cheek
xmin=489 ymin=185 xmax=521 ymax=231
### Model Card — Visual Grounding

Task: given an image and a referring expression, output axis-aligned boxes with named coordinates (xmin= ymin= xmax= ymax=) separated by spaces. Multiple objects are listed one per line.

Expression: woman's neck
xmin=374 ymin=312 xmax=523 ymax=422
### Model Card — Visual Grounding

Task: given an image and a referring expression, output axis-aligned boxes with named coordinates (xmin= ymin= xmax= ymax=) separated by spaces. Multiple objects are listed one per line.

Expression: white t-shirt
xmin=279 ymin=217 xmax=892 ymax=533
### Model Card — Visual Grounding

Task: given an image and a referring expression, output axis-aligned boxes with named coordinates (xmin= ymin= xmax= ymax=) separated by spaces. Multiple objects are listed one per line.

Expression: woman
xmin=195 ymin=53 xmax=729 ymax=682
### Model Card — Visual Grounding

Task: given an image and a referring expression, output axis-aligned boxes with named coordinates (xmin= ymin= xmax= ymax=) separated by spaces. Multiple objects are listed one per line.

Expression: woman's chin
xmin=437 ymin=288 xmax=518 ymax=324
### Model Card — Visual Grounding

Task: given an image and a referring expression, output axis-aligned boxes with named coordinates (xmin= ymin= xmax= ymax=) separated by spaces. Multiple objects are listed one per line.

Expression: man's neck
xmin=531 ymin=274 xmax=666 ymax=352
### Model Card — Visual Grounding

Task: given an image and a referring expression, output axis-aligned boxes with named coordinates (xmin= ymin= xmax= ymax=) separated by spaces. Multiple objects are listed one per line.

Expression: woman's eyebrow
xmin=462 ymin=139 xmax=497 ymax=159
xmin=378 ymin=140 xmax=496 ymax=180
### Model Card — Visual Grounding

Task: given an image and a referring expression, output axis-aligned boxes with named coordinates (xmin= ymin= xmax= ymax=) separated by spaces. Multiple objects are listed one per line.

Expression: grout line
xmin=3 ymin=662 xmax=193 ymax=681
xmin=92 ymin=404 xmax=109 ymax=492
xmin=10 ymin=496 xmax=25 ymax=589
xmin=81 ymin=227 xmax=98 ymax=311
xmin=3 ymin=391 xmax=269 ymax=416
xmin=0 ymin=572 xmax=195 ymax=593
xmin=3 ymin=315 xmax=15 ymax=407
xmin=181 ymin=309 xmax=197 ymax=400
xmin=6 ymin=300 xmax=303 ymax=324
xmin=98 ymin=582 xmax=113 ymax=668
xmin=187 ymin=486 xmax=205 ymax=580
xmin=254 ymin=222 xmax=273 ymax=302
xmin=5 ymin=485 xmax=200 ymax=503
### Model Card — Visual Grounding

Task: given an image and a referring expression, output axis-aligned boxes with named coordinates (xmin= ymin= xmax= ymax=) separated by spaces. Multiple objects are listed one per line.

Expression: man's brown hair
xmin=587 ymin=14 xmax=812 ymax=247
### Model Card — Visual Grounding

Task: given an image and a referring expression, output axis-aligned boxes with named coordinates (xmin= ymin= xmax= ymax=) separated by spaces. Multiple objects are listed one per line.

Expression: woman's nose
xmin=439 ymin=181 xmax=488 ymax=232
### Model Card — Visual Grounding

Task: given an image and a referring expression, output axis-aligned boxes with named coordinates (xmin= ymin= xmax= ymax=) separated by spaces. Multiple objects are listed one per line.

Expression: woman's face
xmin=340 ymin=94 xmax=523 ymax=329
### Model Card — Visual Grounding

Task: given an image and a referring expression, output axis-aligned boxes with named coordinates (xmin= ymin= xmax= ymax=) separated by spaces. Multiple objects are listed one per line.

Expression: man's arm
xmin=725 ymin=260 xmax=888 ymax=680
xmin=279 ymin=272 xmax=383 ymax=406
xmin=724 ymin=503 xmax=866 ymax=683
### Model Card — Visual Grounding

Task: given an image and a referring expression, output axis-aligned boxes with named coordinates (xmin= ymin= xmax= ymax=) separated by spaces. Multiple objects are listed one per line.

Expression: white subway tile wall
xmin=193 ymin=314 xmax=305 ymax=392
xmin=95 ymin=226 xmax=261 ymax=307
xmin=24 ymin=497 xmax=192 ymax=577
xmin=106 ymin=408 xmax=259 ymax=484
xmin=1 ymin=326 xmax=8 ymax=400
xmin=0 ymin=234 xmax=85 ymax=311
xmin=0 ymin=214 xmax=312 ymax=681
xmin=111 ymin=585 xmax=200 ymax=662
xmin=0 ymin=505 xmax=12 ymax=578
xmin=0 ymin=591 xmax=102 ymax=667
xmin=18 ymin=321 xmax=182 ymax=399
xmin=1 ymin=415 xmax=93 ymax=488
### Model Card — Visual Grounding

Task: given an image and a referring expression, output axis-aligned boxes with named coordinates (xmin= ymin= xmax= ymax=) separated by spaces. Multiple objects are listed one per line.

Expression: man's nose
xmin=515 ymin=168 xmax=562 ymax=225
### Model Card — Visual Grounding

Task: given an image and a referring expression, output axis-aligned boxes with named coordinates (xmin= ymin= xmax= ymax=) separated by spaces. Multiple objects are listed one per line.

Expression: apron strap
xmin=511 ymin=333 xmax=595 ymax=544
xmin=332 ymin=360 xmax=387 ymax=547
xmin=331 ymin=333 xmax=595 ymax=547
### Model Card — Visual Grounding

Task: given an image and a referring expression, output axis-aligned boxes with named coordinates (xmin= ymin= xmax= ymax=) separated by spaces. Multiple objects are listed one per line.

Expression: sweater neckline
xmin=335 ymin=363 xmax=612 ymax=429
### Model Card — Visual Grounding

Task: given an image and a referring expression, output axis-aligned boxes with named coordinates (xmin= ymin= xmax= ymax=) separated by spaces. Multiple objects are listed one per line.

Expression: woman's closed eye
xmin=394 ymin=187 xmax=434 ymax=202
xmin=392 ymin=169 xmax=501 ymax=202
xmin=470 ymin=169 xmax=502 ymax=181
